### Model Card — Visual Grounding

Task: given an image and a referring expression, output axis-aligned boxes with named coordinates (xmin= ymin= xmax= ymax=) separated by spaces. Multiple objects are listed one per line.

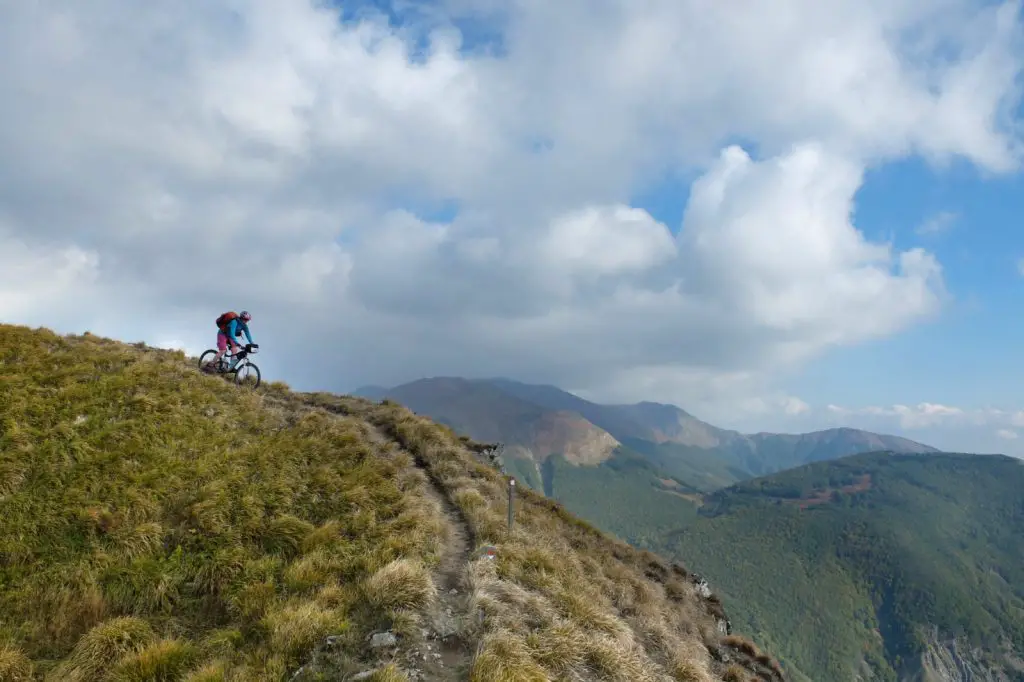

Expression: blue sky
xmin=801 ymin=161 xmax=1024 ymax=405
xmin=1 ymin=0 xmax=1023 ymax=455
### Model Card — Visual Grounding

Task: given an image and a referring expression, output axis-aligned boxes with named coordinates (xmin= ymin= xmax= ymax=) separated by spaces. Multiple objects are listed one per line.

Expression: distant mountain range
xmin=354 ymin=374 xmax=1024 ymax=675
xmin=356 ymin=376 xmax=937 ymax=492
xmin=356 ymin=377 xmax=1024 ymax=681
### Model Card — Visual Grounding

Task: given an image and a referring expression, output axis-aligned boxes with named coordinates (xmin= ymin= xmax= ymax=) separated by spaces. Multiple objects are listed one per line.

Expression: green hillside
xmin=0 ymin=324 xmax=783 ymax=682
xmin=646 ymin=452 xmax=1024 ymax=682
xmin=538 ymin=451 xmax=703 ymax=550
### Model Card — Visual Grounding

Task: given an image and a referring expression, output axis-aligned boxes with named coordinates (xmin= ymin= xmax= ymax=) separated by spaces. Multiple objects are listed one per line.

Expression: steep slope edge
xmin=305 ymin=392 xmax=789 ymax=681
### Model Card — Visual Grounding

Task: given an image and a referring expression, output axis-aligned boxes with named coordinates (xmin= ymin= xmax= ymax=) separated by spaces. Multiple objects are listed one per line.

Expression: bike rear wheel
xmin=234 ymin=361 xmax=261 ymax=389
xmin=198 ymin=349 xmax=217 ymax=370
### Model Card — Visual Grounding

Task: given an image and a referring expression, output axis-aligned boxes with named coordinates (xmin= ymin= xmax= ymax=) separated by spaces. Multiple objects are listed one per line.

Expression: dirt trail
xmin=362 ymin=422 xmax=477 ymax=680
xmin=267 ymin=396 xmax=478 ymax=680
xmin=409 ymin=465 xmax=476 ymax=679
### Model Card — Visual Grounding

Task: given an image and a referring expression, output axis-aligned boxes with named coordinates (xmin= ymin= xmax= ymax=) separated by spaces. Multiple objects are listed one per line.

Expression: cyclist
xmin=203 ymin=310 xmax=257 ymax=372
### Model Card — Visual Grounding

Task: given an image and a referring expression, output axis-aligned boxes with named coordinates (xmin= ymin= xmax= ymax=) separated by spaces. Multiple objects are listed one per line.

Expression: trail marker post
xmin=508 ymin=477 xmax=516 ymax=532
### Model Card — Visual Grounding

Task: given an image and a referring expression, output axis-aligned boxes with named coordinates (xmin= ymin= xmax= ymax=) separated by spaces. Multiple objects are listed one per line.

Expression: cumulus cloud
xmin=0 ymin=0 xmax=1022 ymax=414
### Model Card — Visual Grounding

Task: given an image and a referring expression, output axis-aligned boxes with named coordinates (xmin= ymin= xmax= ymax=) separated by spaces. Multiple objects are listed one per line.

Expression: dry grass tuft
xmin=524 ymin=621 xmax=587 ymax=674
xmin=107 ymin=638 xmax=199 ymax=682
xmin=181 ymin=659 xmax=228 ymax=682
xmin=723 ymin=663 xmax=752 ymax=681
xmin=363 ymin=558 xmax=438 ymax=612
xmin=470 ymin=630 xmax=551 ymax=682
xmin=47 ymin=616 xmax=156 ymax=681
xmin=0 ymin=645 xmax=34 ymax=681
xmin=723 ymin=634 xmax=760 ymax=658
xmin=263 ymin=601 xmax=349 ymax=663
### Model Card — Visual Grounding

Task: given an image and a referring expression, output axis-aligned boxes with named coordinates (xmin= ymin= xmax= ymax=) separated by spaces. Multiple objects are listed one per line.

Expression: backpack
xmin=215 ymin=311 xmax=238 ymax=331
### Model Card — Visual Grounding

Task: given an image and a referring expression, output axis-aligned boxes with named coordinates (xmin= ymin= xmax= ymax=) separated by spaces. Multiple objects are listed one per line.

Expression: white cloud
xmin=996 ymin=428 xmax=1018 ymax=440
xmin=0 ymin=0 xmax=1021 ymax=415
xmin=824 ymin=401 xmax=1024 ymax=432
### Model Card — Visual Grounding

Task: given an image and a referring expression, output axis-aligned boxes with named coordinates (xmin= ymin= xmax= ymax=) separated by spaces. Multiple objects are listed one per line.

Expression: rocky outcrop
xmin=901 ymin=628 xmax=1024 ymax=682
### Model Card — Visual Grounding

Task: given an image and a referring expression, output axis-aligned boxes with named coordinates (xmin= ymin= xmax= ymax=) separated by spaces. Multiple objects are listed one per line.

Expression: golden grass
xmin=363 ymin=558 xmax=438 ymax=611
xmin=0 ymin=645 xmax=34 ymax=681
xmin=1 ymin=323 xmax=784 ymax=681
xmin=308 ymin=395 xmax=780 ymax=682
xmin=107 ymin=638 xmax=199 ymax=682
xmin=0 ymin=324 xmax=447 ymax=680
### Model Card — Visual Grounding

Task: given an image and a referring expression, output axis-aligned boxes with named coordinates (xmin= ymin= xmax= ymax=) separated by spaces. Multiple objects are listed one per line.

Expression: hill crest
xmin=0 ymin=324 xmax=783 ymax=681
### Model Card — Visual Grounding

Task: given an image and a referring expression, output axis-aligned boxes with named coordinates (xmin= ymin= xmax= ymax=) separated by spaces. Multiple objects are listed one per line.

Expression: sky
xmin=2 ymin=0 xmax=1024 ymax=456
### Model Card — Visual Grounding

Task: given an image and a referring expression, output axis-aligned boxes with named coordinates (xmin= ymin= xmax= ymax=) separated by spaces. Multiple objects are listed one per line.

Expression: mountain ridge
xmin=358 ymin=376 xmax=938 ymax=492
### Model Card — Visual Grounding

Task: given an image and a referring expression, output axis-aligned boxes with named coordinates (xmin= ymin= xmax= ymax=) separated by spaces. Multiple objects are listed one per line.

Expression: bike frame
xmin=217 ymin=345 xmax=255 ymax=372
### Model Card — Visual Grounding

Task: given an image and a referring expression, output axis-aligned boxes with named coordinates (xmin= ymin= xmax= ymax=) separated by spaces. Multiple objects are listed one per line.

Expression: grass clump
xmin=107 ymin=638 xmax=199 ymax=681
xmin=0 ymin=325 xmax=448 ymax=679
xmin=47 ymin=616 xmax=156 ymax=681
xmin=0 ymin=645 xmax=34 ymax=681
xmin=363 ymin=558 xmax=437 ymax=611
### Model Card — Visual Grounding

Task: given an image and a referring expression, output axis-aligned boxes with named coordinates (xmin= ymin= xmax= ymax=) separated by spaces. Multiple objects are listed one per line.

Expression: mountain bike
xmin=198 ymin=344 xmax=261 ymax=389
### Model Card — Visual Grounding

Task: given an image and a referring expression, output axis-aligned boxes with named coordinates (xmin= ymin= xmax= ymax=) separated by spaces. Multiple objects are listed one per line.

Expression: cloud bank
xmin=1 ymin=0 xmax=1022 ymax=424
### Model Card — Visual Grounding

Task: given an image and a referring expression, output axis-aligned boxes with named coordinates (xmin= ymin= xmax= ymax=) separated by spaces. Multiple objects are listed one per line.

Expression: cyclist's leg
xmin=205 ymin=331 xmax=229 ymax=370
xmin=227 ymin=336 xmax=244 ymax=368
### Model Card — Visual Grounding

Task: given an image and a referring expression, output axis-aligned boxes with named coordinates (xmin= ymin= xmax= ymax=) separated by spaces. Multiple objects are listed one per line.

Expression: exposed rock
xmin=902 ymin=628 xmax=1024 ymax=682
xmin=369 ymin=631 xmax=398 ymax=649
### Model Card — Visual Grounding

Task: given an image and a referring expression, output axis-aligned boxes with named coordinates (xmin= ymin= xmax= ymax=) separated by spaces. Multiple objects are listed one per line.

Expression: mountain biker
xmin=203 ymin=310 xmax=257 ymax=372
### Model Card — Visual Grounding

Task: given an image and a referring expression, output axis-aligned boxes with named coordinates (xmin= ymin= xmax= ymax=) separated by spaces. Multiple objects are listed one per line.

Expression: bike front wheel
xmin=234 ymin=361 xmax=261 ymax=389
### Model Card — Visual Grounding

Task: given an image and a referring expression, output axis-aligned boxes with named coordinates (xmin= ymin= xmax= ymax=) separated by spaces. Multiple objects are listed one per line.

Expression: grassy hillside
xmin=0 ymin=324 xmax=784 ymax=682
xmin=646 ymin=452 xmax=1024 ymax=682
xmin=537 ymin=451 xmax=702 ymax=550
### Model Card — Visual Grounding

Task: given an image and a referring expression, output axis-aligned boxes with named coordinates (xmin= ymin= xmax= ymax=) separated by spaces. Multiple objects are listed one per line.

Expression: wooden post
xmin=508 ymin=477 xmax=516 ymax=531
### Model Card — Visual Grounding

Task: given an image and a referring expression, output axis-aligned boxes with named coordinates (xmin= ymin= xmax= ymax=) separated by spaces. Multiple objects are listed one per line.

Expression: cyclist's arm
xmin=240 ymin=322 xmax=253 ymax=345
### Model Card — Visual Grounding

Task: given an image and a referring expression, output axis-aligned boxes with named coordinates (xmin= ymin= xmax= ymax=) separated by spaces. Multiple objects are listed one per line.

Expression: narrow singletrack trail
xmin=292 ymin=395 xmax=479 ymax=680
xmin=358 ymin=422 xmax=477 ymax=680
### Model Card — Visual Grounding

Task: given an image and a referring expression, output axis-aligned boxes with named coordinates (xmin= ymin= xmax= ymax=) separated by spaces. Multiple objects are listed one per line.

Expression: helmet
xmin=240 ymin=310 xmax=252 ymax=321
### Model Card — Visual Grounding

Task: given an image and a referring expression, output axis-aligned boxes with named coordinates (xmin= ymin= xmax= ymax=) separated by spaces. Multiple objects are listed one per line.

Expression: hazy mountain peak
xmin=363 ymin=376 xmax=939 ymax=487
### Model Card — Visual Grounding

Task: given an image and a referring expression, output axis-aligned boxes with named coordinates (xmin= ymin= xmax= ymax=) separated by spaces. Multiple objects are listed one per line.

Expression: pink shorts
xmin=216 ymin=332 xmax=238 ymax=351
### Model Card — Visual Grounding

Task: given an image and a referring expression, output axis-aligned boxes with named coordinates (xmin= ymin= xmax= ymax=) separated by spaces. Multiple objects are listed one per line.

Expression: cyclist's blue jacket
xmin=224 ymin=318 xmax=254 ymax=345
